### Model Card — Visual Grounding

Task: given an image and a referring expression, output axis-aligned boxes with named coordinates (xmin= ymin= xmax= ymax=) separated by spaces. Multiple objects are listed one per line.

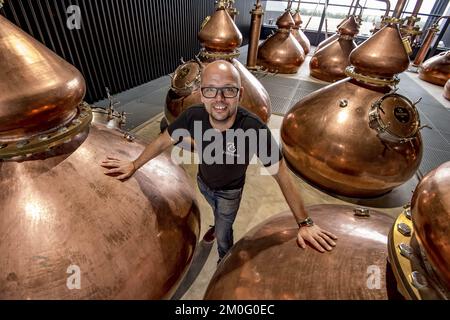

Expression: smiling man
xmin=101 ymin=60 xmax=337 ymax=264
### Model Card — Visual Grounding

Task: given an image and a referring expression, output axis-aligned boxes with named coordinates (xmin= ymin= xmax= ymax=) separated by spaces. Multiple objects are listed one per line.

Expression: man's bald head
xmin=201 ymin=60 xmax=241 ymax=88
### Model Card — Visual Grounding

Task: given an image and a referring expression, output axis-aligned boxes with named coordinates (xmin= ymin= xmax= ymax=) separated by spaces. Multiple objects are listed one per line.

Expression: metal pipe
xmin=247 ymin=0 xmax=264 ymax=70
xmin=393 ymin=0 xmax=408 ymax=18
xmin=347 ymin=0 xmax=356 ymax=16
xmin=359 ymin=0 xmax=367 ymax=18
xmin=376 ymin=0 xmax=391 ymax=18
xmin=287 ymin=0 xmax=292 ymax=10
xmin=315 ymin=0 xmax=328 ymax=45
xmin=352 ymin=0 xmax=360 ymax=16
xmin=304 ymin=0 xmax=322 ymax=30
xmin=411 ymin=0 xmax=423 ymax=18
xmin=406 ymin=0 xmax=423 ymax=27
xmin=412 ymin=16 xmax=450 ymax=66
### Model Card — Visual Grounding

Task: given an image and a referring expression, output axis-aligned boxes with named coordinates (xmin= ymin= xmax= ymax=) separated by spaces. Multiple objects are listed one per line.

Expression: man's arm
xmin=269 ymin=158 xmax=338 ymax=252
xmin=101 ymin=129 xmax=175 ymax=180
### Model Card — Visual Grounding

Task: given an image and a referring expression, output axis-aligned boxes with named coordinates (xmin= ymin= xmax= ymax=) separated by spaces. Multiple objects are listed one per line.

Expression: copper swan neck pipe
xmin=393 ymin=0 xmax=408 ymax=18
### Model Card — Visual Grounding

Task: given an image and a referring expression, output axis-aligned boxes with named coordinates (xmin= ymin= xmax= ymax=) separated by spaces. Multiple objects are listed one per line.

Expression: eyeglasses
xmin=201 ymin=87 xmax=240 ymax=98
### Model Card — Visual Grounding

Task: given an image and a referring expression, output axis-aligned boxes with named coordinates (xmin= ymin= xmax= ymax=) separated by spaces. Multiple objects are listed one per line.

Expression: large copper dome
xmin=0 ymin=12 xmax=200 ymax=299
xmin=411 ymin=161 xmax=450 ymax=289
xmin=204 ymin=205 xmax=396 ymax=299
xmin=0 ymin=15 xmax=85 ymax=143
xmin=281 ymin=21 xmax=423 ymax=197
xmin=257 ymin=10 xmax=305 ymax=74
xmin=256 ymin=10 xmax=305 ymax=74
xmin=418 ymin=51 xmax=450 ymax=86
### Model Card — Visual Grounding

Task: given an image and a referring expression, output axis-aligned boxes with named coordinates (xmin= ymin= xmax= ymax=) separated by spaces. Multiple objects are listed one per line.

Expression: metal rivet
xmin=38 ymin=135 xmax=50 ymax=141
xmin=123 ymin=133 xmax=135 ymax=142
xmin=354 ymin=207 xmax=370 ymax=217
xmin=410 ymin=271 xmax=428 ymax=289
xmin=339 ymin=99 xmax=348 ymax=108
xmin=398 ymin=243 xmax=414 ymax=259
xmin=397 ymin=223 xmax=412 ymax=237
xmin=404 ymin=208 xmax=411 ymax=220
xmin=16 ymin=140 xmax=29 ymax=148
xmin=403 ymin=204 xmax=412 ymax=219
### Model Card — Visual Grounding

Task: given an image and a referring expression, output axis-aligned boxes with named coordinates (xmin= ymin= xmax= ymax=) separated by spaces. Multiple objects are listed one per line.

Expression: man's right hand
xmin=101 ymin=156 xmax=136 ymax=180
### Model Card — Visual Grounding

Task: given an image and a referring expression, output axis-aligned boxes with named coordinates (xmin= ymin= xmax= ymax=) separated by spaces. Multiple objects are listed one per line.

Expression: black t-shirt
xmin=167 ymin=105 xmax=282 ymax=190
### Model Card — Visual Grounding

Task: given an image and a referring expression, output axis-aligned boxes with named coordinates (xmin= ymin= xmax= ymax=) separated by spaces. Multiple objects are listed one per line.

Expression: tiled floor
xmin=94 ymin=46 xmax=450 ymax=300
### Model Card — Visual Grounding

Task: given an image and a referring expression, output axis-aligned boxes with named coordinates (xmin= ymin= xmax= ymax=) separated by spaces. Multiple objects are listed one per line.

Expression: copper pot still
xmin=256 ymin=3 xmax=305 ymax=74
xmin=310 ymin=16 xmax=359 ymax=82
xmin=291 ymin=1 xmax=310 ymax=55
xmin=0 ymin=12 xmax=200 ymax=299
xmin=204 ymin=204 xmax=397 ymax=300
xmin=164 ymin=1 xmax=271 ymax=124
xmin=411 ymin=161 xmax=450 ymax=290
xmin=418 ymin=50 xmax=450 ymax=86
xmin=281 ymin=23 xmax=424 ymax=198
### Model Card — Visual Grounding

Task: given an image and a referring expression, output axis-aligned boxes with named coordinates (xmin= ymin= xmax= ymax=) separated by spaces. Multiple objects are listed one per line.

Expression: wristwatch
xmin=297 ymin=217 xmax=314 ymax=228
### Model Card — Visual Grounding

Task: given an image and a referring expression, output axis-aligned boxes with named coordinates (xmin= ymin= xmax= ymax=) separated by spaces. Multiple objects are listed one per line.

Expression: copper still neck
xmin=338 ymin=15 xmax=359 ymax=37
xmin=348 ymin=23 xmax=410 ymax=84
xmin=198 ymin=2 xmax=243 ymax=53
xmin=247 ymin=0 xmax=264 ymax=70
xmin=0 ymin=14 xmax=88 ymax=158
xmin=393 ymin=0 xmax=408 ymax=18
xmin=277 ymin=9 xmax=295 ymax=30
xmin=292 ymin=0 xmax=302 ymax=27
xmin=225 ymin=0 xmax=238 ymax=21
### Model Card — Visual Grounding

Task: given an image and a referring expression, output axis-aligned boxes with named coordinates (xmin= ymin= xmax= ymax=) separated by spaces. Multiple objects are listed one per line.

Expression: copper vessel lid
xmin=197 ymin=0 xmax=243 ymax=52
xmin=0 ymin=14 xmax=86 ymax=144
xmin=411 ymin=161 xmax=450 ymax=288
xmin=205 ymin=204 xmax=395 ymax=300
xmin=339 ymin=16 xmax=359 ymax=37
xmin=370 ymin=93 xmax=420 ymax=139
xmin=276 ymin=10 xmax=295 ymax=29
xmin=349 ymin=24 xmax=410 ymax=78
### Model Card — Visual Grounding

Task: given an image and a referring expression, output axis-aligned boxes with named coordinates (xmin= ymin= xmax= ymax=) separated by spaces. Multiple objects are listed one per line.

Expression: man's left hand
xmin=297 ymin=225 xmax=338 ymax=252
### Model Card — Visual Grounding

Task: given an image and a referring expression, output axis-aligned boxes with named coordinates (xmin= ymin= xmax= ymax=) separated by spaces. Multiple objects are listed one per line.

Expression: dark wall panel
xmin=233 ymin=0 xmax=256 ymax=46
xmin=2 ymin=0 xmax=258 ymax=103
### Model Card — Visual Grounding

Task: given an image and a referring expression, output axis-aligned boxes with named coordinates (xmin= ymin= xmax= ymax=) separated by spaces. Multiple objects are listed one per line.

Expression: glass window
xmin=437 ymin=2 xmax=450 ymax=48
xmin=263 ymin=1 xmax=326 ymax=31
xmin=263 ymin=0 xmax=445 ymax=39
